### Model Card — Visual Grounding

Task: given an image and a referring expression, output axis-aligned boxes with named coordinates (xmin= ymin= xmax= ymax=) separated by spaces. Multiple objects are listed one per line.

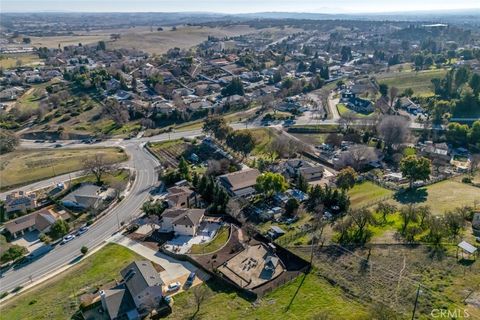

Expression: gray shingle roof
xmin=120 ymin=260 xmax=163 ymax=298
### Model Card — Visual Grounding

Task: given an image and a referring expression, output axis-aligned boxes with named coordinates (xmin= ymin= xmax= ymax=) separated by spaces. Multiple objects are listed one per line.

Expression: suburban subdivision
xmin=0 ymin=3 xmax=479 ymax=320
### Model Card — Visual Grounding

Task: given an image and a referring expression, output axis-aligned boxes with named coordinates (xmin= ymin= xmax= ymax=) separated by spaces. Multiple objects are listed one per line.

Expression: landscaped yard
xmin=336 ymin=103 xmax=374 ymax=118
xmin=190 ymin=226 xmax=230 ymax=254
xmin=165 ymin=272 xmax=368 ymax=320
xmin=0 ymin=243 xmax=142 ymax=320
xmin=348 ymin=181 xmax=394 ymax=208
xmin=377 ymin=68 xmax=448 ymax=97
xmin=0 ymin=147 xmax=127 ymax=190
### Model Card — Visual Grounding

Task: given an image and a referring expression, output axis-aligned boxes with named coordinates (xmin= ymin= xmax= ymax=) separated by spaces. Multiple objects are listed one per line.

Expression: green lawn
xmin=249 ymin=128 xmax=277 ymax=157
xmin=0 ymin=147 xmax=127 ymax=190
xmin=348 ymin=182 xmax=394 ymax=209
xmin=0 ymin=243 xmax=142 ymax=320
xmin=336 ymin=103 xmax=374 ymax=118
xmin=190 ymin=226 xmax=230 ymax=254
xmin=73 ymin=169 xmax=130 ymax=189
xmin=166 ymin=272 xmax=368 ymax=320
xmin=391 ymin=179 xmax=480 ymax=214
xmin=377 ymin=68 xmax=448 ymax=97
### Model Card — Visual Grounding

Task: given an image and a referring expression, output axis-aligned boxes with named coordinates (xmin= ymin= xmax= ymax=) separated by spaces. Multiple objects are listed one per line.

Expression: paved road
xmin=0 ymin=113 xmax=440 ymax=292
xmin=0 ymin=135 xmax=183 ymax=292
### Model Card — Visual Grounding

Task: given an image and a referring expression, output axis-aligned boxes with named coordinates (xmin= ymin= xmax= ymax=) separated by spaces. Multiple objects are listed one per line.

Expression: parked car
xmin=166 ymin=282 xmax=181 ymax=292
xmin=61 ymin=234 xmax=76 ymax=244
xmin=185 ymin=272 xmax=196 ymax=288
xmin=76 ymin=226 xmax=89 ymax=236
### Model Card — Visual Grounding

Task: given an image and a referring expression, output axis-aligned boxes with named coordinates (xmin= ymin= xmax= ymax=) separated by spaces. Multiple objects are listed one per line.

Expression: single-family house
xmin=4 ymin=208 xmax=69 ymax=238
xmin=218 ymin=168 xmax=260 ymax=197
xmin=100 ymin=260 xmax=164 ymax=320
xmin=61 ymin=184 xmax=102 ymax=210
xmin=164 ymin=186 xmax=195 ymax=208
xmin=422 ymin=141 xmax=450 ymax=162
xmin=4 ymin=191 xmax=37 ymax=214
xmin=160 ymin=208 xmax=205 ymax=236
xmin=283 ymin=159 xmax=324 ymax=181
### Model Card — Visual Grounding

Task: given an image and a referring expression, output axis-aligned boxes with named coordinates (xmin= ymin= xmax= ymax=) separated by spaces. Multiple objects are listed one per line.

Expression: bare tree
xmin=191 ymin=285 xmax=210 ymax=319
xmin=339 ymin=146 xmax=379 ymax=171
xmin=389 ymin=86 xmax=399 ymax=107
xmin=339 ymin=110 xmax=357 ymax=131
xmin=325 ymin=133 xmax=343 ymax=148
xmin=83 ymin=154 xmax=117 ymax=185
xmin=376 ymin=115 xmax=410 ymax=152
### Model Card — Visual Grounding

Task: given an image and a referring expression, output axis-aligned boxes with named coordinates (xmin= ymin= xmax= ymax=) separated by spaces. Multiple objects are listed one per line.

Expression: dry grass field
xmin=29 ymin=26 xmax=297 ymax=54
xmin=0 ymin=147 xmax=127 ymax=190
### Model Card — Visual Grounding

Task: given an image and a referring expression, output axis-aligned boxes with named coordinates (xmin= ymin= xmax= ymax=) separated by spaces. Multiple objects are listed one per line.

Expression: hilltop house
xmin=99 ymin=260 xmax=164 ymax=320
xmin=4 ymin=191 xmax=37 ymax=214
xmin=218 ymin=168 xmax=260 ymax=197
xmin=160 ymin=208 xmax=205 ymax=237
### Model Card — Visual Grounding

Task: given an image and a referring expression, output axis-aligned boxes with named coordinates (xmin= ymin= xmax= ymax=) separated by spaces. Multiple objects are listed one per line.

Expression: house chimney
xmin=99 ymin=290 xmax=107 ymax=312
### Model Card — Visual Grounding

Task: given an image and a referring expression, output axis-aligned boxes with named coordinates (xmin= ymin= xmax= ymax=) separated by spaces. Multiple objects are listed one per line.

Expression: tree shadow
xmin=394 ymin=188 xmax=428 ymax=205
xmin=284 ymin=272 xmax=307 ymax=312
xmin=457 ymin=258 xmax=476 ymax=267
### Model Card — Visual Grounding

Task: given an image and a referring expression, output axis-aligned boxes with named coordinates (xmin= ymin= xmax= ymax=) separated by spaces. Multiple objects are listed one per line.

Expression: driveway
xmin=11 ymin=231 xmax=43 ymax=253
xmin=108 ymin=233 xmax=197 ymax=283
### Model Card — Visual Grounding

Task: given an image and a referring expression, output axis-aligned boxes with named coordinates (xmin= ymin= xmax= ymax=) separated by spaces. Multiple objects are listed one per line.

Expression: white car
xmin=166 ymin=282 xmax=181 ymax=292
xmin=62 ymin=234 xmax=76 ymax=244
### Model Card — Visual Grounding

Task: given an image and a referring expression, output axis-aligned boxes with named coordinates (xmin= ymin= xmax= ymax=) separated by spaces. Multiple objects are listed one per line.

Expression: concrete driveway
xmin=108 ymin=233 xmax=197 ymax=284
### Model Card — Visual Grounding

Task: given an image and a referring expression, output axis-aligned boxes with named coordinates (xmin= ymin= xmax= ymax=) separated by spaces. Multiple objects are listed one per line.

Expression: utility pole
xmin=411 ymin=284 xmax=421 ymax=320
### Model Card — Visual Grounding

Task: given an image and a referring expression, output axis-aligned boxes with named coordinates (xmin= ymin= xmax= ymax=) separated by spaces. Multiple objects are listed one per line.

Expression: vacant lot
xmin=293 ymin=244 xmax=480 ymax=319
xmin=348 ymin=182 xmax=394 ymax=208
xmin=0 ymin=243 xmax=142 ymax=320
xmin=392 ymin=179 xmax=480 ymax=214
xmin=0 ymin=53 xmax=43 ymax=69
xmin=349 ymin=179 xmax=479 ymax=214
xmin=377 ymin=68 xmax=448 ymax=97
xmin=0 ymin=147 xmax=127 ymax=190
xmin=29 ymin=26 xmax=296 ymax=55
xmin=166 ymin=272 xmax=367 ymax=320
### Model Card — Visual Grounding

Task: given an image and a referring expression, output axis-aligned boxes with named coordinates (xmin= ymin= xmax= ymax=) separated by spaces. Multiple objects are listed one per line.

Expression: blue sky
xmin=2 ymin=0 xmax=480 ymax=13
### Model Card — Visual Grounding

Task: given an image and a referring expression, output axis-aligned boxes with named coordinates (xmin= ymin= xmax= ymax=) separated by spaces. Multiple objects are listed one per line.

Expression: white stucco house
xmin=160 ymin=208 xmax=205 ymax=237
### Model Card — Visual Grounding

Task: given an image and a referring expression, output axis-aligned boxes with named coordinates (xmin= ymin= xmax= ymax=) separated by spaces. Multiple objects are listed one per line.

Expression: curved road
xmin=0 ymin=130 xmax=202 ymax=292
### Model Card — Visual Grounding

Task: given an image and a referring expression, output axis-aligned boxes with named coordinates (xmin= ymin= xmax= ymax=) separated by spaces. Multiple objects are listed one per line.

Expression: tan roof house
xmin=218 ymin=168 xmax=260 ymax=197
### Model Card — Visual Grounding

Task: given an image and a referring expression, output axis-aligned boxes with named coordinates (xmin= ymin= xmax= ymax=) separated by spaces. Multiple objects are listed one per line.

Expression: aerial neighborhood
xmin=0 ymin=6 xmax=479 ymax=320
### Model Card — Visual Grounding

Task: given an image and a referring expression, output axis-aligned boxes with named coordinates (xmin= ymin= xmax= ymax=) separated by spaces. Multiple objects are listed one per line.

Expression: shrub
xmin=0 ymin=292 xmax=9 ymax=300
xmin=81 ymin=246 xmax=88 ymax=255
xmin=461 ymin=177 xmax=472 ymax=184
xmin=12 ymin=286 xmax=23 ymax=293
